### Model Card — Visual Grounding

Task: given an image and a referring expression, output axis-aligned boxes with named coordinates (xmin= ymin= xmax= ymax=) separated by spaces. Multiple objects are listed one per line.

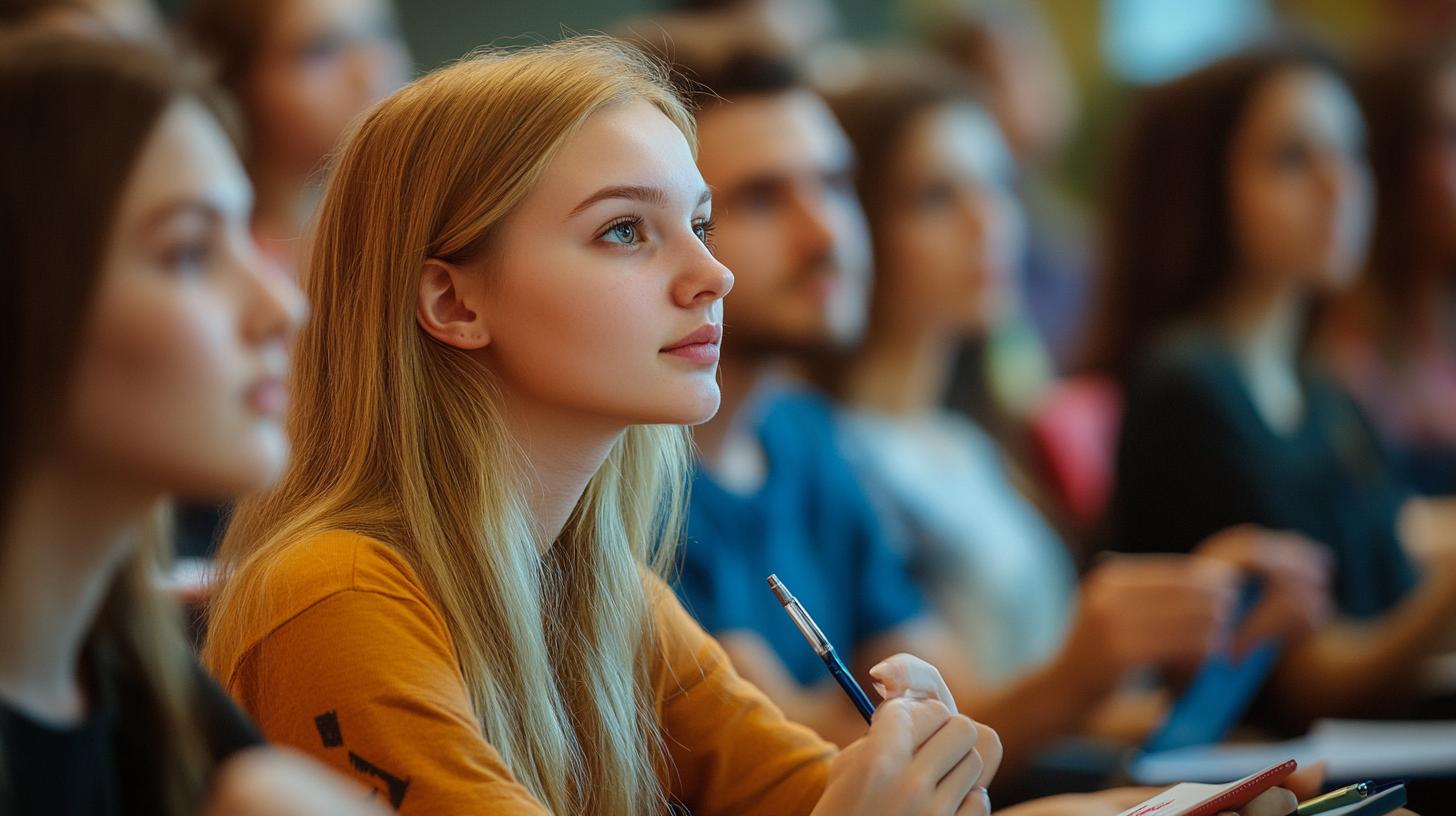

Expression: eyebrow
xmin=569 ymin=184 xmax=712 ymax=217
xmin=137 ymin=199 xmax=227 ymax=234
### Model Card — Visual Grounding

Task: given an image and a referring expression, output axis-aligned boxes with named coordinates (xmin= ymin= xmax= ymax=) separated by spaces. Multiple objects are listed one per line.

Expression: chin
xmin=636 ymin=386 xmax=721 ymax=427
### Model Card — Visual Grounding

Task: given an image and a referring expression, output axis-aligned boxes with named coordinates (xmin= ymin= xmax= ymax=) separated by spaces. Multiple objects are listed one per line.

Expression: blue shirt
xmin=676 ymin=390 xmax=927 ymax=687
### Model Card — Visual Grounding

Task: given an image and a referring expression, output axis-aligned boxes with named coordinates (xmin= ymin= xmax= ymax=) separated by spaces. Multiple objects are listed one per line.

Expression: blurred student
xmin=0 ymin=31 xmax=382 ymax=816
xmin=203 ymin=37 xmax=1001 ymax=816
xmin=641 ymin=37 xmax=1307 ymax=814
xmin=1318 ymin=44 xmax=1456 ymax=496
xmin=827 ymin=53 xmax=1332 ymax=765
xmin=912 ymin=0 xmax=1087 ymax=411
xmin=1090 ymin=41 xmax=1456 ymax=722
xmin=184 ymin=0 xmax=408 ymax=275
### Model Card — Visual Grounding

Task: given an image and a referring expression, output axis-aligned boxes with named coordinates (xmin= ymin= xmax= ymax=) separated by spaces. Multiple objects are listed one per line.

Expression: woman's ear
xmin=417 ymin=258 xmax=490 ymax=350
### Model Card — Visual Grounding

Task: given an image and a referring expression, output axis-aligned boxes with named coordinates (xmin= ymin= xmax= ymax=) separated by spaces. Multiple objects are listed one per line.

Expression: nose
xmin=672 ymin=238 xmax=734 ymax=309
xmin=239 ymin=242 xmax=306 ymax=347
xmin=1317 ymin=149 xmax=1362 ymax=208
xmin=789 ymin=187 xmax=837 ymax=259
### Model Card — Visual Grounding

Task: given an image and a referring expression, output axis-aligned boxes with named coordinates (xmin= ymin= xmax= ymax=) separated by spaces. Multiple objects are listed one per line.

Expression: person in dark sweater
xmin=0 ymin=31 xmax=384 ymax=816
xmin=1088 ymin=40 xmax=1456 ymax=723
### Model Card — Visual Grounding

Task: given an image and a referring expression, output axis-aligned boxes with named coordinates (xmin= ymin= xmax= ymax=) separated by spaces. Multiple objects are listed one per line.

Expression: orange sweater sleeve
xmin=214 ymin=535 xmax=550 ymax=814
xmin=648 ymin=577 xmax=835 ymax=816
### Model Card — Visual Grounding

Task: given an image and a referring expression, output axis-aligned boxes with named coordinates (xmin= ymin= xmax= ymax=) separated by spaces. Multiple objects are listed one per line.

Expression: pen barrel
xmin=823 ymin=648 xmax=877 ymax=724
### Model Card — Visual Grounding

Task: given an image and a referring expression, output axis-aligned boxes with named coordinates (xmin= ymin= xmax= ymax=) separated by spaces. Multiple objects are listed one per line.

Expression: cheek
xmin=67 ymin=287 xmax=282 ymax=498
xmin=487 ymin=258 xmax=687 ymax=416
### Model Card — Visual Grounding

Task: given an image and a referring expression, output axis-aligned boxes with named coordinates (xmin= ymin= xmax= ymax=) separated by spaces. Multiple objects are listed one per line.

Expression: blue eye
xmin=694 ymin=217 xmax=716 ymax=248
xmin=601 ymin=218 xmax=641 ymax=246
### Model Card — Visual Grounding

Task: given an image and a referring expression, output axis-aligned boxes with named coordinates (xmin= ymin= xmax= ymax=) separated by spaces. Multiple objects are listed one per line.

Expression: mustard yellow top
xmin=206 ymin=530 xmax=834 ymax=814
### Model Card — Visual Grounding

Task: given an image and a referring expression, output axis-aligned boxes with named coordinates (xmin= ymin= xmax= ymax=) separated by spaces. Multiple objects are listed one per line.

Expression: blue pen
xmin=768 ymin=574 xmax=877 ymax=723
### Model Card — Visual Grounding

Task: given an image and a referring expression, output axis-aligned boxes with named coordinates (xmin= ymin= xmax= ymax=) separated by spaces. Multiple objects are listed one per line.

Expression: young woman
xmin=183 ymin=0 xmax=408 ymax=276
xmin=202 ymin=37 xmax=1001 ymax=816
xmin=0 ymin=31 xmax=382 ymax=816
xmin=1318 ymin=43 xmax=1456 ymax=496
xmin=1089 ymin=41 xmax=1456 ymax=722
xmin=827 ymin=52 xmax=1331 ymax=772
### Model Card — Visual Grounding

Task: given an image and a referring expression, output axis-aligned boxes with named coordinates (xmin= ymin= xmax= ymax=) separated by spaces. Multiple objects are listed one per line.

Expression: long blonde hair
xmin=204 ymin=37 xmax=695 ymax=815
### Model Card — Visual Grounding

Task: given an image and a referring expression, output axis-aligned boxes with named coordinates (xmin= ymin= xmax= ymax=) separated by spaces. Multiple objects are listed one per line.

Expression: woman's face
xmin=875 ymin=103 xmax=1024 ymax=336
xmin=246 ymin=0 xmax=408 ymax=176
xmin=63 ymin=99 xmax=305 ymax=501
xmin=1227 ymin=67 xmax=1373 ymax=292
xmin=477 ymin=99 xmax=733 ymax=428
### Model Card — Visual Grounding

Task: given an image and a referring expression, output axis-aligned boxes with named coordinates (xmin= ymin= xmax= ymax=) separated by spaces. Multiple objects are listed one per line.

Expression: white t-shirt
xmin=840 ymin=409 xmax=1077 ymax=682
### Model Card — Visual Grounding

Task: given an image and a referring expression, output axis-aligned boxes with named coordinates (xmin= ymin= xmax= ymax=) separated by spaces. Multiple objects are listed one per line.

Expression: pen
xmin=767 ymin=574 xmax=878 ymax=723
xmin=1297 ymin=781 xmax=1372 ymax=815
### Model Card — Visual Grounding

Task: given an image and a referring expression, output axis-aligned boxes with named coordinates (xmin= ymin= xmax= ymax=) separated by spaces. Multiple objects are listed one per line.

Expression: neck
xmin=843 ymin=317 xmax=957 ymax=417
xmin=0 ymin=456 xmax=155 ymax=722
xmin=1213 ymin=273 xmax=1306 ymax=374
xmin=495 ymin=392 xmax=624 ymax=550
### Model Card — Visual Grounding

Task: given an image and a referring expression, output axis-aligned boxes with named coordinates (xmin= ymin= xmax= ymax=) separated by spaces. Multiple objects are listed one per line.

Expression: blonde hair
xmin=204 ymin=37 xmax=695 ymax=815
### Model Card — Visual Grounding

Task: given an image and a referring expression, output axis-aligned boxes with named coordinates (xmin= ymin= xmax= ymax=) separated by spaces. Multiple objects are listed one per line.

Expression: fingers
xmin=1235 ymin=788 xmax=1298 ymax=816
xmin=1282 ymin=763 xmax=1327 ymax=801
xmin=869 ymin=653 xmax=957 ymax=713
xmin=908 ymin=709 xmax=982 ymax=786
xmin=927 ymin=746 xmax=986 ymax=813
xmin=955 ymin=787 xmax=992 ymax=816
xmin=871 ymin=697 xmax=953 ymax=751
xmin=973 ymin=718 xmax=1002 ymax=789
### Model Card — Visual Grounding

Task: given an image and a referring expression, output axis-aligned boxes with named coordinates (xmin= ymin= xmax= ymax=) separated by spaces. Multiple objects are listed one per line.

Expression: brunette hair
xmin=1084 ymin=41 xmax=1349 ymax=381
xmin=1350 ymin=43 xmax=1456 ymax=353
xmin=0 ymin=30 xmax=224 ymax=814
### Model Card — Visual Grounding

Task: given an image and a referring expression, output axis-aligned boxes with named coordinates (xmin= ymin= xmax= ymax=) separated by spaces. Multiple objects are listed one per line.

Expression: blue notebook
xmin=1143 ymin=580 xmax=1282 ymax=754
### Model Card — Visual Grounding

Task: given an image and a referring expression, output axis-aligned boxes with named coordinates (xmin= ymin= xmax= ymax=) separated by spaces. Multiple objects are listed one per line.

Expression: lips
xmin=662 ymin=323 xmax=723 ymax=365
xmin=246 ymin=376 xmax=287 ymax=417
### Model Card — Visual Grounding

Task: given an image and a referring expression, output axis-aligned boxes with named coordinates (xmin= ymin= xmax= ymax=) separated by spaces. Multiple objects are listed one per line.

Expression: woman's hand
xmin=869 ymin=653 xmax=960 ymax=711
xmin=204 ymin=748 xmax=390 ymax=816
xmin=1218 ymin=787 xmax=1296 ymax=816
xmin=1064 ymin=554 xmax=1240 ymax=681
xmin=811 ymin=697 xmax=1002 ymax=816
xmin=1195 ymin=525 xmax=1335 ymax=655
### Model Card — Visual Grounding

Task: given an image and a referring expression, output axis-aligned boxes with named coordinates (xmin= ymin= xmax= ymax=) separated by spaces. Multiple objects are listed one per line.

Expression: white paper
xmin=1132 ymin=719 xmax=1456 ymax=785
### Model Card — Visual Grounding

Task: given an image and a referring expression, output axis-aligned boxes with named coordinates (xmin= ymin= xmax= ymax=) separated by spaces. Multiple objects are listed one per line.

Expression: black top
xmin=1109 ymin=334 xmax=1418 ymax=619
xmin=0 ymin=656 xmax=262 ymax=816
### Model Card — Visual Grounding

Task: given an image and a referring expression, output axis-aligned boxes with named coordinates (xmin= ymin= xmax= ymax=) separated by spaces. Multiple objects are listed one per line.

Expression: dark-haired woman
xmin=1090 ymin=42 xmax=1456 ymax=723
xmin=0 ymin=31 xmax=384 ymax=816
